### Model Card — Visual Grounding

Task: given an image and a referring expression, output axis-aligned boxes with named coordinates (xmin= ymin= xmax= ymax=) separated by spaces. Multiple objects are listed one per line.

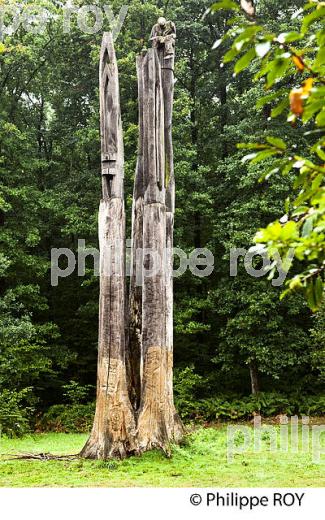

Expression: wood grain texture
xmin=136 ymin=44 xmax=183 ymax=451
xmin=81 ymin=33 xmax=136 ymax=460
xmin=157 ymin=40 xmax=181 ymax=429
xmin=82 ymin=28 xmax=182 ymax=459
xmin=99 ymin=32 xmax=124 ymax=199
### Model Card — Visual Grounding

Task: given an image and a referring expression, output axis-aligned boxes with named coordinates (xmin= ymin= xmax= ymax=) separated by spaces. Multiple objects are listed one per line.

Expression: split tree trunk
xmin=81 ymin=33 xmax=136 ymax=459
xmin=82 ymin=29 xmax=182 ymax=459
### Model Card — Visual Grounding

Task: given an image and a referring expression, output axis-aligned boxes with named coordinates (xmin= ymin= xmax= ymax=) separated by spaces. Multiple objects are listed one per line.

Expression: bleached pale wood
xmin=81 ymin=33 xmax=136 ymax=459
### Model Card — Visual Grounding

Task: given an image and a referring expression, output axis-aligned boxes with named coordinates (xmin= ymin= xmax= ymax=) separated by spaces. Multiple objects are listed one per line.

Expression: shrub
xmin=173 ymin=366 xmax=208 ymax=418
xmin=38 ymin=402 xmax=95 ymax=433
xmin=176 ymin=392 xmax=325 ymax=422
xmin=174 ymin=367 xmax=325 ymax=421
xmin=62 ymin=380 xmax=95 ymax=405
xmin=0 ymin=389 xmax=33 ymax=436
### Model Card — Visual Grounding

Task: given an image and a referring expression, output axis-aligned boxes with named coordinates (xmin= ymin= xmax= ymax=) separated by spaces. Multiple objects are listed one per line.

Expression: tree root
xmin=2 ymin=452 xmax=80 ymax=461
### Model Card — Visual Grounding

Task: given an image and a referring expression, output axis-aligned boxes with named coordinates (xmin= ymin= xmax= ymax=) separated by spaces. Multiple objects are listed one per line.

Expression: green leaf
xmin=281 ymin=161 xmax=294 ymax=175
xmin=277 ymin=32 xmax=303 ymax=43
xmin=266 ymin=136 xmax=287 ymax=150
xmin=271 ymin=97 xmax=289 ymax=118
xmin=316 ymin=108 xmax=325 ymax=127
xmin=313 ymin=145 xmax=325 ymax=161
xmin=281 ymin=221 xmax=298 ymax=240
xmin=312 ymin=173 xmax=323 ymax=191
xmin=301 ymin=7 xmax=325 ymax=35
xmin=302 ymin=217 xmax=313 ymax=237
xmin=210 ymin=0 xmax=240 ymax=12
xmin=266 ymin=58 xmax=290 ymax=88
xmin=250 ymin=150 xmax=280 ymax=164
xmin=237 ymin=142 xmax=270 ymax=150
xmin=304 ymin=3 xmax=318 ymax=12
xmin=306 ymin=282 xmax=317 ymax=312
xmin=234 ymin=26 xmax=262 ymax=44
xmin=303 ymin=99 xmax=324 ymax=124
xmin=234 ymin=47 xmax=256 ymax=74
xmin=315 ymin=30 xmax=325 ymax=69
xmin=223 ymin=47 xmax=241 ymax=63
xmin=314 ymin=277 xmax=324 ymax=307
xmin=306 ymin=277 xmax=324 ymax=312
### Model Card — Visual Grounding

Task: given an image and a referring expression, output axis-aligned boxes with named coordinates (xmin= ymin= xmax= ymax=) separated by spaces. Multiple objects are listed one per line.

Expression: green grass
xmin=0 ymin=426 xmax=324 ymax=487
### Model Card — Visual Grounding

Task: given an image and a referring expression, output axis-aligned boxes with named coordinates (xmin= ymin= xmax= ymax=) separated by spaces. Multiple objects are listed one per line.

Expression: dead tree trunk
xmin=158 ymin=37 xmax=177 ymax=421
xmin=81 ymin=33 xmax=137 ymax=459
xmin=83 ymin=22 xmax=182 ymax=459
xmin=136 ymin=47 xmax=183 ymax=452
xmin=249 ymin=360 xmax=260 ymax=395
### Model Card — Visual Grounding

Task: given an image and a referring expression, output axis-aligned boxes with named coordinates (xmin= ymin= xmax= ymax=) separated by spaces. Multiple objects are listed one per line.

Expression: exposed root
xmin=3 ymin=453 xmax=80 ymax=461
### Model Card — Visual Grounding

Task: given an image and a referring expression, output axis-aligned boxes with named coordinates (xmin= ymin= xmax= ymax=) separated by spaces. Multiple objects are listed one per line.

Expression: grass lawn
xmin=0 ymin=425 xmax=323 ymax=487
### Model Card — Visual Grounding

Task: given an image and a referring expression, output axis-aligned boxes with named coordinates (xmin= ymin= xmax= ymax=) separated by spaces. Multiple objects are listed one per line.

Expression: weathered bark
xmin=136 ymin=49 xmax=183 ymax=452
xmin=83 ymin=27 xmax=182 ymax=458
xmin=81 ymin=33 xmax=136 ymax=459
xmin=157 ymin=42 xmax=183 ymax=435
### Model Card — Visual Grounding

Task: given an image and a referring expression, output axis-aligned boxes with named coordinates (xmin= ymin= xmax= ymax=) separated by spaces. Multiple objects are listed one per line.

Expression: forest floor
xmin=0 ymin=425 xmax=324 ymax=487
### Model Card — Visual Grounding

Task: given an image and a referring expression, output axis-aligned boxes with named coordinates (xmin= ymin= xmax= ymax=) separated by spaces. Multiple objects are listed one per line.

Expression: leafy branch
xmin=210 ymin=0 xmax=325 ymax=310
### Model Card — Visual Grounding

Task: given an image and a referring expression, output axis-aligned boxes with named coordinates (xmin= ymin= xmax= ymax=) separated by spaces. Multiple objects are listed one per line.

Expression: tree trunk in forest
xmin=81 ymin=33 xmax=137 ymax=459
xmin=249 ymin=360 xmax=260 ymax=395
xmin=83 ymin=23 xmax=182 ymax=459
xmin=136 ymin=46 xmax=183 ymax=452
xmin=158 ymin=41 xmax=182 ymax=440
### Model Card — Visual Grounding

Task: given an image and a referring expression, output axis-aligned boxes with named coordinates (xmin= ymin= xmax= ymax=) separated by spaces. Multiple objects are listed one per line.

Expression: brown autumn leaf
xmin=290 ymin=88 xmax=304 ymax=116
xmin=289 ymin=79 xmax=314 ymax=116
xmin=292 ymin=55 xmax=305 ymax=71
xmin=302 ymin=78 xmax=314 ymax=96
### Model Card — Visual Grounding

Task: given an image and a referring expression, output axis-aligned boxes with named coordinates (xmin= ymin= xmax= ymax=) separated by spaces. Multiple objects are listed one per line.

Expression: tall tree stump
xmin=82 ymin=20 xmax=182 ymax=459
xmin=135 ymin=42 xmax=183 ymax=452
xmin=81 ymin=33 xmax=137 ymax=459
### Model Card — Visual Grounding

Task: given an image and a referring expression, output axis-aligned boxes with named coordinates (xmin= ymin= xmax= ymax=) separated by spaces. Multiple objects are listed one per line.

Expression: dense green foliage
xmin=0 ymin=0 xmax=324 ymax=434
xmin=211 ymin=0 xmax=325 ymax=309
